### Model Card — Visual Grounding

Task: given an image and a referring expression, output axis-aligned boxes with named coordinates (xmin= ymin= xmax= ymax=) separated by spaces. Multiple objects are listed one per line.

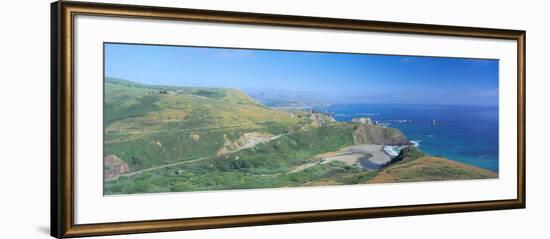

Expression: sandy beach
xmin=290 ymin=144 xmax=392 ymax=173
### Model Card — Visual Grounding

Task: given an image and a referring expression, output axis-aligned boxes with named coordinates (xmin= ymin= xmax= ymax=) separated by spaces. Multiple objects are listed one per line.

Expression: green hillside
xmin=103 ymin=78 xmax=496 ymax=195
xmin=370 ymin=147 xmax=497 ymax=183
xmin=104 ymin=77 xmax=310 ymax=173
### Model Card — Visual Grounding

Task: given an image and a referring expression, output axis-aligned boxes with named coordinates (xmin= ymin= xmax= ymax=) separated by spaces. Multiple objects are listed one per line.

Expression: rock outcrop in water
xmin=352 ymin=124 xmax=411 ymax=146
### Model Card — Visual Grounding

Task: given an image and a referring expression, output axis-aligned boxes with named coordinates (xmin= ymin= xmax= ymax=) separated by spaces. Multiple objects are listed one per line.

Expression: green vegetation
xmin=104 ymin=95 xmax=160 ymax=126
xmin=389 ymin=146 xmax=426 ymax=164
xmin=104 ymin=77 xmax=307 ymax=173
xmin=371 ymin=156 xmax=497 ymax=183
xmin=369 ymin=146 xmax=496 ymax=184
xmin=105 ymin=159 xmax=375 ymax=194
xmin=105 ymin=131 xmax=225 ymax=170
xmin=103 ymin=77 xmax=496 ymax=195
xmin=104 ymin=124 xmax=375 ymax=194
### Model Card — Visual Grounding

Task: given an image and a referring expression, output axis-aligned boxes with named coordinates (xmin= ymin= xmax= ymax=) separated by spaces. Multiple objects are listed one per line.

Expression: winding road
xmin=106 ymin=131 xmax=289 ymax=182
xmin=108 ymin=121 xmax=270 ymax=135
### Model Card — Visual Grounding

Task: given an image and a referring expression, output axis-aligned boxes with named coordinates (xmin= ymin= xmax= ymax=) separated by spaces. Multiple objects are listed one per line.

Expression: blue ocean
xmin=317 ymin=104 xmax=499 ymax=173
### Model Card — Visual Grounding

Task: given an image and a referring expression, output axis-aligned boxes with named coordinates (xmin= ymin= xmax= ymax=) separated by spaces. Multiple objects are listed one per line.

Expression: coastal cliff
xmin=352 ymin=124 xmax=411 ymax=146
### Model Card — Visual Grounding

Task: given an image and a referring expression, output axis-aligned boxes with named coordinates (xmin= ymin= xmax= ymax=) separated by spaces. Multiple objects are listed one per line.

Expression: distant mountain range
xmin=243 ymin=88 xmax=332 ymax=108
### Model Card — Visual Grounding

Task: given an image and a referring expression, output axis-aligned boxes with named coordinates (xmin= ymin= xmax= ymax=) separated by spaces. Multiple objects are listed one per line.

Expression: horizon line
xmin=105 ymin=76 xmax=498 ymax=108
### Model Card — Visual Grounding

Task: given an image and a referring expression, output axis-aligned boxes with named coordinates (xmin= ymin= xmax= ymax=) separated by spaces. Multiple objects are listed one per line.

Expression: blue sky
xmin=105 ymin=43 xmax=499 ymax=106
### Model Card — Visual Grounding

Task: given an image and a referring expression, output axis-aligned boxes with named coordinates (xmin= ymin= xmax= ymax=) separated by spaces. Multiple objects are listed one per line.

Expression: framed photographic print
xmin=51 ymin=1 xmax=526 ymax=238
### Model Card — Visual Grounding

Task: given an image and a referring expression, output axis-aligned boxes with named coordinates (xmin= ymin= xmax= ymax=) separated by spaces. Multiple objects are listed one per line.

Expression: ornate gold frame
xmin=51 ymin=1 xmax=526 ymax=238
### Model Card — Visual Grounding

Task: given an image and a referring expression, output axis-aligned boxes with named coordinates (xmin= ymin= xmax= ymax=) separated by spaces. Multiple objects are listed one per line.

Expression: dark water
xmin=317 ymin=104 xmax=499 ymax=173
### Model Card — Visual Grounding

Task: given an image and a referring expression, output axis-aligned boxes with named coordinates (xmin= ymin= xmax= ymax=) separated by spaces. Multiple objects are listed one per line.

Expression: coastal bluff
xmin=352 ymin=124 xmax=411 ymax=146
xmin=370 ymin=146 xmax=497 ymax=183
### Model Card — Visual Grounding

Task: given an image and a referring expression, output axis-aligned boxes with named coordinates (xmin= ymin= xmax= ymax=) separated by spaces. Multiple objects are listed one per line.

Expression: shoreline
xmin=312 ymin=105 xmax=498 ymax=173
xmin=279 ymin=104 xmax=499 ymax=173
xmin=289 ymin=144 xmax=393 ymax=173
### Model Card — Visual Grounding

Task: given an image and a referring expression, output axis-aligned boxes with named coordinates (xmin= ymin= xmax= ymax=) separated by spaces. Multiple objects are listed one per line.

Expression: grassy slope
xmin=105 ymin=77 xmax=301 ymax=132
xmin=370 ymin=147 xmax=497 ymax=183
xmin=104 ymin=77 xmax=307 ymax=171
xmin=104 ymin=123 xmax=380 ymax=194
xmin=103 ymin=78 xmax=379 ymax=194
xmin=103 ymin=78 xmax=497 ymax=195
